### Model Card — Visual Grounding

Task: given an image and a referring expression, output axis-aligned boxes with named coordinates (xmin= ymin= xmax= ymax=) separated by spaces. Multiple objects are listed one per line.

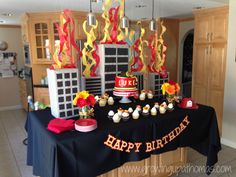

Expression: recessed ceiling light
xmin=135 ymin=5 xmax=147 ymax=8
xmin=193 ymin=6 xmax=203 ymax=10
xmin=91 ymin=0 xmax=103 ymax=2
xmin=2 ymin=13 xmax=13 ymax=17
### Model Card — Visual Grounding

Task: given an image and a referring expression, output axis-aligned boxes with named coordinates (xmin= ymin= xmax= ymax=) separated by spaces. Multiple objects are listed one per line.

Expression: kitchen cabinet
xmin=98 ymin=148 xmax=186 ymax=177
xmin=28 ymin=13 xmax=60 ymax=64
xmin=19 ymin=79 xmax=28 ymax=111
xmin=75 ymin=18 xmax=87 ymax=40
xmin=34 ymin=87 xmax=50 ymax=106
xmin=192 ymin=6 xmax=228 ymax=133
xmin=194 ymin=7 xmax=228 ymax=44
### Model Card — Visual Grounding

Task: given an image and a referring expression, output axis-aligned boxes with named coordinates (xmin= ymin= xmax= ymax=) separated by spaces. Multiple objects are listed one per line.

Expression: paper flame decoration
xmin=100 ymin=0 xmax=147 ymax=72
xmin=130 ymin=21 xmax=147 ymax=73
xmin=82 ymin=20 xmax=100 ymax=77
xmin=51 ymin=9 xmax=82 ymax=69
xmin=100 ymin=0 xmax=126 ymax=44
xmin=148 ymin=20 xmax=168 ymax=78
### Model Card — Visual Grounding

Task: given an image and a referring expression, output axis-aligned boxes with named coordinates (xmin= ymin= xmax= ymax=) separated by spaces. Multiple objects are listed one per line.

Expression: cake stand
xmin=113 ymin=90 xmax=138 ymax=103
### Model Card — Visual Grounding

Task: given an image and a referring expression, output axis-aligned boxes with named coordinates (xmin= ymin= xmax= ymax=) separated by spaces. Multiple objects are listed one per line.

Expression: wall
xmin=222 ymin=0 xmax=236 ymax=148
xmin=163 ymin=19 xmax=179 ymax=81
xmin=0 ymin=26 xmax=24 ymax=110
xmin=177 ymin=20 xmax=194 ymax=83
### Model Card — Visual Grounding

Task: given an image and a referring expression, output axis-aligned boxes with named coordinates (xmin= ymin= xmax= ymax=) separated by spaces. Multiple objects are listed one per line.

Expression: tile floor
xmin=0 ymin=109 xmax=235 ymax=177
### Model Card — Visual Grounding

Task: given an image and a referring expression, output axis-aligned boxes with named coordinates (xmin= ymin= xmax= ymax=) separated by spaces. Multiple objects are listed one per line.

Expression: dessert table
xmin=25 ymin=98 xmax=221 ymax=177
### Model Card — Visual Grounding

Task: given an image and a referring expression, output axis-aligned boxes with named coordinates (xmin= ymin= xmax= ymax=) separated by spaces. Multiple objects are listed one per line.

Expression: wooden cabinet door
xmin=207 ymin=43 xmax=226 ymax=132
xmin=76 ymin=19 xmax=87 ymax=40
xmin=117 ymin=159 xmax=149 ymax=177
xmin=211 ymin=12 xmax=228 ymax=43
xmin=30 ymin=21 xmax=52 ymax=64
xmin=34 ymin=87 xmax=50 ymax=106
xmin=192 ymin=44 xmax=209 ymax=105
xmin=98 ymin=21 xmax=105 ymax=40
xmin=194 ymin=16 xmax=211 ymax=43
xmin=19 ymin=79 xmax=28 ymax=111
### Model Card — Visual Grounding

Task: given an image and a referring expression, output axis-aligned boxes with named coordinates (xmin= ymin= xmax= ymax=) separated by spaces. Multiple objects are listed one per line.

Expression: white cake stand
xmin=113 ymin=90 xmax=138 ymax=103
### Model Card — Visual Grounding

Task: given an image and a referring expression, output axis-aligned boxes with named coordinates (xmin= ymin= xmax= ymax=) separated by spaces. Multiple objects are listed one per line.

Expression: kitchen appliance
xmin=23 ymin=44 xmax=31 ymax=66
xmin=24 ymin=66 xmax=34 ymax=102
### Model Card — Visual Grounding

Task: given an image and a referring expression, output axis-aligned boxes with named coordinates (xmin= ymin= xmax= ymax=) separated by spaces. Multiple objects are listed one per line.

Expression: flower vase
xmin=79 ymin=106 xmax=93 ymax=119
xmin=166 ymin=94 xmax=176 ymax=105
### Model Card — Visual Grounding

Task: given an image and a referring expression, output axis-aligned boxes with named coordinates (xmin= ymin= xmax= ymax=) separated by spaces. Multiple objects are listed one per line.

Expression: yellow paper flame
xmin=82 ymin=20 xmax=98 ymax=77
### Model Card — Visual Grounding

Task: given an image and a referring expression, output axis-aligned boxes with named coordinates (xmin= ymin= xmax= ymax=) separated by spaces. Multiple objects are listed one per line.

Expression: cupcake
xmin=108 ymin=110 xmax=115 ymax=119
xmin=132 ymin=110 xmax=140 ymax=119
xmin=117 ymin=108 xmax=123 ymax=117
xmin=113 ymin=113 xmax=121 ymax=123
xmin=145 ymin=104 xmax=150 ymax=110
xmin=161 ymin=101 xmax=167 ymax=108
xmin=95 ymin=95 xmax=100 ymax=102
xmin=103 ymin=93 xmax=109 ymax=100
xmin=139 ymin=90 xmax=146 ymax=101
xmin=122 ymin=110 xmax=130 ymax=121
xmin=108 ymin=97 xmax=114 ymax=105
xmin=167 ymin=103 xmax=174 ymax=111
xmin=159 ymin=105 xmax=166 ymax=114
xmin=128 ymin=107 xmax=133 ymax=114
xmin=147 ymin=90 xmax=154 ymax=99
xmin=142 ymin=106 xmax=150 ymax=116
xmin=151 ymin=107 xmax=157 ymax=116
xmin=99 ymin=97 xmax=107 ymax=107
xmin=136 ymin=105 xmax=142 ymax=112
xmin=154 ymin=102 xmax=159 ymax=109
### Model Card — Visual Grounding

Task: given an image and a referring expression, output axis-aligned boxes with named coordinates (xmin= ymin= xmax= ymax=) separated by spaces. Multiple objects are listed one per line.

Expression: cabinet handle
xmin=206 ymin=47 xmax=208 ymax=55
xmin=207 ymin=33 xmax=210 ymax=41
xmin=210 ymin=33 xmax=213 ymax=41
xmin=209 ymin=46 xmax=212 ymax=55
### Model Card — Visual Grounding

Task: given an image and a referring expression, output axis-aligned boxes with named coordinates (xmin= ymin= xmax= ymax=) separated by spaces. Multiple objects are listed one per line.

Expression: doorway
xmin=182 ymin=30 xmax=194 ymax=97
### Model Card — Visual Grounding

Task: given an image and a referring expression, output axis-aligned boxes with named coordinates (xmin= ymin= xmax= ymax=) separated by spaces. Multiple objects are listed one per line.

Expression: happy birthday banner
xmin=104 ymin=116 xmax=190 ymax=153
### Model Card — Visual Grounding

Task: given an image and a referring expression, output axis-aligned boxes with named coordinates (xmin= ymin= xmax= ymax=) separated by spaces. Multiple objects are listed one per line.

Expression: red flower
xmin=168 ymin=80 xmax=176 ymax=85
xmin=86 ymin=95 xmax=95 ymax=106
xmin=76 ymin=98 xmax=87 ymax=108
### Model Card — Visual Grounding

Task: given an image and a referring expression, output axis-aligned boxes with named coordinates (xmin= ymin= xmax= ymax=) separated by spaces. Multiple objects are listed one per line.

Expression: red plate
xmin=75 ymin=119 xmax=97 ymax=132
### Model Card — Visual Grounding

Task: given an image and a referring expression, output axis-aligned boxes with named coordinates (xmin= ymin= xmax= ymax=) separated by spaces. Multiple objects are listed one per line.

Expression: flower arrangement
xmin=161 ymin=81 xmax=180 ymax=103
xmin=73 ymin=90 xmax=95 ymax=118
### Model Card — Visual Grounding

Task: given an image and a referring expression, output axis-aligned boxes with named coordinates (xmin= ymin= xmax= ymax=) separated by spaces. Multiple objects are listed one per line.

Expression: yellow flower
xmin=161 ymin=83 xmax=170 ymax=95
xmin=72 ymin=90 xmax=90 ymax=106
xmin=78 ymin=90 xmax=89 ymax=99
xmin=73 ymin=95 xmax=79 ymax=105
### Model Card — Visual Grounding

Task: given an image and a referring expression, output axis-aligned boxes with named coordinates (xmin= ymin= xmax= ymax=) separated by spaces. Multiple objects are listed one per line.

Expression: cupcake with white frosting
xmin=159 ymin=105 xmax=166 ymax=114
xmin=113 ymin=113 xmax=121 ymax=123
xmin=122 ymin=110 xmax=130 ymax=121
xmin=136 ymin=105 xmax=142 ymax=112
xmin=108 ymin=97 xmax=114 ymax=105
xmin=117 ymin=108 xmax=123 ymax=117
xmin=128 ymin=107 xmax=133 ymax=114
xmin=132 ymin=110 xmax=140 ymax=119
xmin=167 ymin=103 xmax=174 ymax=111
xmin=154 ymin=102 xmax=159 ymax=109
xmin=151 ymin=107 xmax=157 ymax=116
xmin=142 ymin=106 xmax=150 ymax=116
xmin=147 ymin=90 xmax=154 ymax=99
xmin=108 ymin=110 xmax=115 ymax=119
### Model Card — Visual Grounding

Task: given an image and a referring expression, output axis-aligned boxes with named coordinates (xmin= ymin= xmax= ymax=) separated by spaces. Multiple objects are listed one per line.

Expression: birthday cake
xmin=113 ymin=72 xmax=138 ymax=97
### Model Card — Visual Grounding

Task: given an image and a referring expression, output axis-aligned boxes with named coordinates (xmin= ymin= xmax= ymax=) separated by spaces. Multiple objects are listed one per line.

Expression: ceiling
xmin=0 ymin=0 xmax=229 ymax=25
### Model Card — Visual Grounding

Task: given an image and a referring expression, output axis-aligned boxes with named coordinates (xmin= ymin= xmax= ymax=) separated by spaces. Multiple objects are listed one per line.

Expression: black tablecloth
xmin=25 ymin=99 xmax=221 ymax=177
